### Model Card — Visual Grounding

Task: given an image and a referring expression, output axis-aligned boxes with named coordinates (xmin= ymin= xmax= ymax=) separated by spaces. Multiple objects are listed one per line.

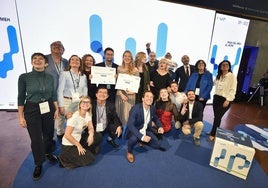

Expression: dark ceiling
xmin=162 ymin=0 xmax=268 ymax=21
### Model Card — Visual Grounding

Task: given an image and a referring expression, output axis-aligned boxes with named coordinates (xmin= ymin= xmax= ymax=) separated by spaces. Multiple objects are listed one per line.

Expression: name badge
xmin=195 ymin=88 xmax=200 ymax=95
xmin=72 ymin=92 xmax=80 ymax=102
xmin=96 ymin=123 xmax=105 ymax=132
xmin=39 ymin=101 xmax=50 ymax=114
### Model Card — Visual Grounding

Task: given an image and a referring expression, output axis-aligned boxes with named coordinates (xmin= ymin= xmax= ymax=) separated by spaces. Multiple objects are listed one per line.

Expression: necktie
xmin=186 ymin=66 xmax=189 ymax=76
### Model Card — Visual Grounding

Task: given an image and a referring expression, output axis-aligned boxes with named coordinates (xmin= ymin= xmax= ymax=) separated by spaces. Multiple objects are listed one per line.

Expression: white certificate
xmin=115 ymin=73 xmax=140 ymax=93
xmin=91 ymin=66 xmax=116 ymax=85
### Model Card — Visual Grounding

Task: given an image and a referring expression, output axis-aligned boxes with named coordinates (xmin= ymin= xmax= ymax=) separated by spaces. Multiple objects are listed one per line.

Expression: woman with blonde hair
xmin=135 ymin=51 xmax=150 ymax=104
xmin=115 ymin=50 xmax=139 ymax=136
xmin=59 ymin=96 xmax=102 ymax=169
xmin=150 ymin=58 xmax=172 ymax=103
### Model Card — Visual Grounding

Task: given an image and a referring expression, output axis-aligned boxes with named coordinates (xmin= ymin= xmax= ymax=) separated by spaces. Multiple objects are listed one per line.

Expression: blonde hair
xmin=158 ymin=58 xmax=169 ymax=71
xmin=135 ymin=51 xmax=146 ymax=67
xmin=122 ymin=50 xmax=136 ymax=74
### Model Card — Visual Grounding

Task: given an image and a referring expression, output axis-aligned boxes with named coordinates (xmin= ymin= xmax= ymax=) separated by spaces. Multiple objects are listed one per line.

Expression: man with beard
xmin=180 ymin=90 xmax=204 ymax=146
xmin=95 ymin=47 xmax=118 ymax=103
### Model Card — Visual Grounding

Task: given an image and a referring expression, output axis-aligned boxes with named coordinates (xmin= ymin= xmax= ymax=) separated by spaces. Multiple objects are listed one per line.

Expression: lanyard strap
xmin=69 ymin=71 xmax=80 ymax=92
xmin=97 ymin=105 xmax=105 ymax=123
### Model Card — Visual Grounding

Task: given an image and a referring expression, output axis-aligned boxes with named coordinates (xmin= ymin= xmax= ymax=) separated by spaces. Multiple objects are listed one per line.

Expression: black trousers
xmin=210 ymin=95 xmax=231 ymax=137
xmin=24 ymin=101 xmax=55 ymax=166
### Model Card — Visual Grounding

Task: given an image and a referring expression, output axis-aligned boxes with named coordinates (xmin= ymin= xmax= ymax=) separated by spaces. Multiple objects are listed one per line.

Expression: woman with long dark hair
xmin=208 ymin=60 xmax=237 ymax=141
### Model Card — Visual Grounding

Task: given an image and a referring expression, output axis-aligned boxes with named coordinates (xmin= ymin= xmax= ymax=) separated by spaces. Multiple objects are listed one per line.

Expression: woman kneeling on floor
xmin=59 ymin=96 xmax=102 ymax=169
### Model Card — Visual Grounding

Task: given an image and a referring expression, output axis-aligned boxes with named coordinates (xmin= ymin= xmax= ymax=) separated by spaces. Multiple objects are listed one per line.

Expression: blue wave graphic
xmin=0 ymin=25 xmax=19 ymax=78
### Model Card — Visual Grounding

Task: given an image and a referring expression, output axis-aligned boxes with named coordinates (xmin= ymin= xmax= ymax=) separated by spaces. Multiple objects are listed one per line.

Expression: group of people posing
xmin=17 ymin=41 xmax=237 ymax=180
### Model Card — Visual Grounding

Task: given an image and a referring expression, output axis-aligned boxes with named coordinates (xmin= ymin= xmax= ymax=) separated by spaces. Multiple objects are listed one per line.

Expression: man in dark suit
xmin=174 ymin=55 xmax=196 ymax=92
xmin=95 ymin=47 xmax=118 ymax=103
xmin=126 ymin=91 xmax=165 ymax=163
xmin=92 ymin=86 xmax=122 ymax=148
xmin=180 ymin=90 xmax=204 ymax=146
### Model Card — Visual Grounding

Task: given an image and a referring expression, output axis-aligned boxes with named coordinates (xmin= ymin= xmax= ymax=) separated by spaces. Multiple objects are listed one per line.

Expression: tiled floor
xmin=0 ymin=101 xmax=267 ymax=187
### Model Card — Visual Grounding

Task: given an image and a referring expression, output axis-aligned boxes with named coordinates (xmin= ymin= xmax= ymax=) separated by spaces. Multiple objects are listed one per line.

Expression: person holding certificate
xmin=115 ymin=50 xmax=139 ymax=137
xmin=57 ymin=55 xmax=88 ymax=138
xmin=95 ymin=47 xmax=118 ymax=103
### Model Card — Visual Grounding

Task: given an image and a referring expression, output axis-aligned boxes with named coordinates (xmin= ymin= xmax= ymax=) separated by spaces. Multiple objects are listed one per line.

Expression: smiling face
xmin=142 ymin=91 xmax=154 ymax=107
xmin=78 ymin=96 xmax=92 ymax=112
xmin=170 ymin=82 xmax=179 ymax=93
xmin=123 ymin=51 xmax=133 ymax=65
xmin=96 ymin=88 xmax=109 ymax=103
xmin=159 ymin=88 xmax=169 ymax=101
xmin=104 ymin=49 xmax=114 ymax=63
xmin=31 ymin=53 xmax=47 ymax=72
xmin=69 ymin=55 xmax=81 ymax=69
xmin=181 ymin=55 xmax=190 ymax=66
xmin=84 ymin=56 xmax=94 ymax=69
xmin=187 ymin=90 xmax=196 ymax=101
xmin=51 ymin=41 xmax=64 ymax=56
xmin=158 ymin=59 xmax=168 ymax=71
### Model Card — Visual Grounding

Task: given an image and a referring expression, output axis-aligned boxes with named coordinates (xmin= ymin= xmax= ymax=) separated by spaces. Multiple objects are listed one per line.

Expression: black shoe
xmin=33 ymin=165 xmax=42 ymax=180
xmin=46 ymin=154 xmax=58 ymax=163
xmin=157 ymin=134 xmax=163 ymax=140
xmin=107 ymin=140 xmax=119 ymax=148
xmin=158 ymin=147 xmax=166 ymax=152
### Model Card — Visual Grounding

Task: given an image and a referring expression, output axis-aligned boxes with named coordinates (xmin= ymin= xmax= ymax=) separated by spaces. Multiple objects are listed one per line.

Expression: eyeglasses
xmin=81 ymin=101 xmax=91 ymax=104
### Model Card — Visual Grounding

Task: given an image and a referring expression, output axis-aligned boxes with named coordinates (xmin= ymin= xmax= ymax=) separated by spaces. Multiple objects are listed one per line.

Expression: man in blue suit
xmin=126 ymin=91 xmax=165 ymax=163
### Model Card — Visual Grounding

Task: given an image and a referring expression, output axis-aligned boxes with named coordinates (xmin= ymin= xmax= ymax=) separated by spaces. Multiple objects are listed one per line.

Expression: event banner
xmin=0 ymin=0 xmax=26 ymax=110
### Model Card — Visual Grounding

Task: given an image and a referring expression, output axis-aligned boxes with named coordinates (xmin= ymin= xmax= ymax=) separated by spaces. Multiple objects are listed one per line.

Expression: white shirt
xmin=139 ymin=107 xmax=150 ymax=139
xmin=62 ymin=111 xmax=92 ymax=146
xmin=214 ymin=72 xmax=237 ymax=101
xmin=188 ymin=103 xmax=194 ymax=119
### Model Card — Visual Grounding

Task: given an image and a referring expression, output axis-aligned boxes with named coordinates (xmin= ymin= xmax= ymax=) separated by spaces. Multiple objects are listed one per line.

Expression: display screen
xmin=0 ymin=0 xmax=249 ymax=109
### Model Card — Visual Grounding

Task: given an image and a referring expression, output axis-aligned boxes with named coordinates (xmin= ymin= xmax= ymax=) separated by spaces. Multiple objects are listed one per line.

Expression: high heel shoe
xmin=208 ymin=136 xmax=215 ymax=142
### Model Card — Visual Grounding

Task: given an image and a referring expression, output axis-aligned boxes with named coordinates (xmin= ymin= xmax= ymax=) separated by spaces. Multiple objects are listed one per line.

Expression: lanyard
xmin=69 ymin=71 xmax=80 ymax=92
xmin=97 ymin=104 xmax=105 ymax=123
xmin=54 ymin=61 xmax=62 ymax=74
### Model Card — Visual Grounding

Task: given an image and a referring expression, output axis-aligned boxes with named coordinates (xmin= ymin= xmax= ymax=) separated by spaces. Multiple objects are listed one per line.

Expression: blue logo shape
xmin=0 ymin=25 xmax=19 ymax=78
xmin=89 ymin=14 xmax=167 ymax=59
xmin=209 ymin=44 xmax=241 ymax=76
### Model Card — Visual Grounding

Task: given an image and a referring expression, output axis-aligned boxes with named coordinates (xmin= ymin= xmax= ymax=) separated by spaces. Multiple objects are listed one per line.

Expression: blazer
xmin=127 ymin=103 xmax=162 ymax=140
xmin=45 ymin=54 xmax=68 ymax=91
xmin=174 ymin=65 xmax=196 ymax=92
xmin=181 ymin=101 xmax=203 ymax=125
xmin=91 ymin=100 xmax=122 ymax=131
xmin=184 ymin=71 xmax=213 ymax=100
